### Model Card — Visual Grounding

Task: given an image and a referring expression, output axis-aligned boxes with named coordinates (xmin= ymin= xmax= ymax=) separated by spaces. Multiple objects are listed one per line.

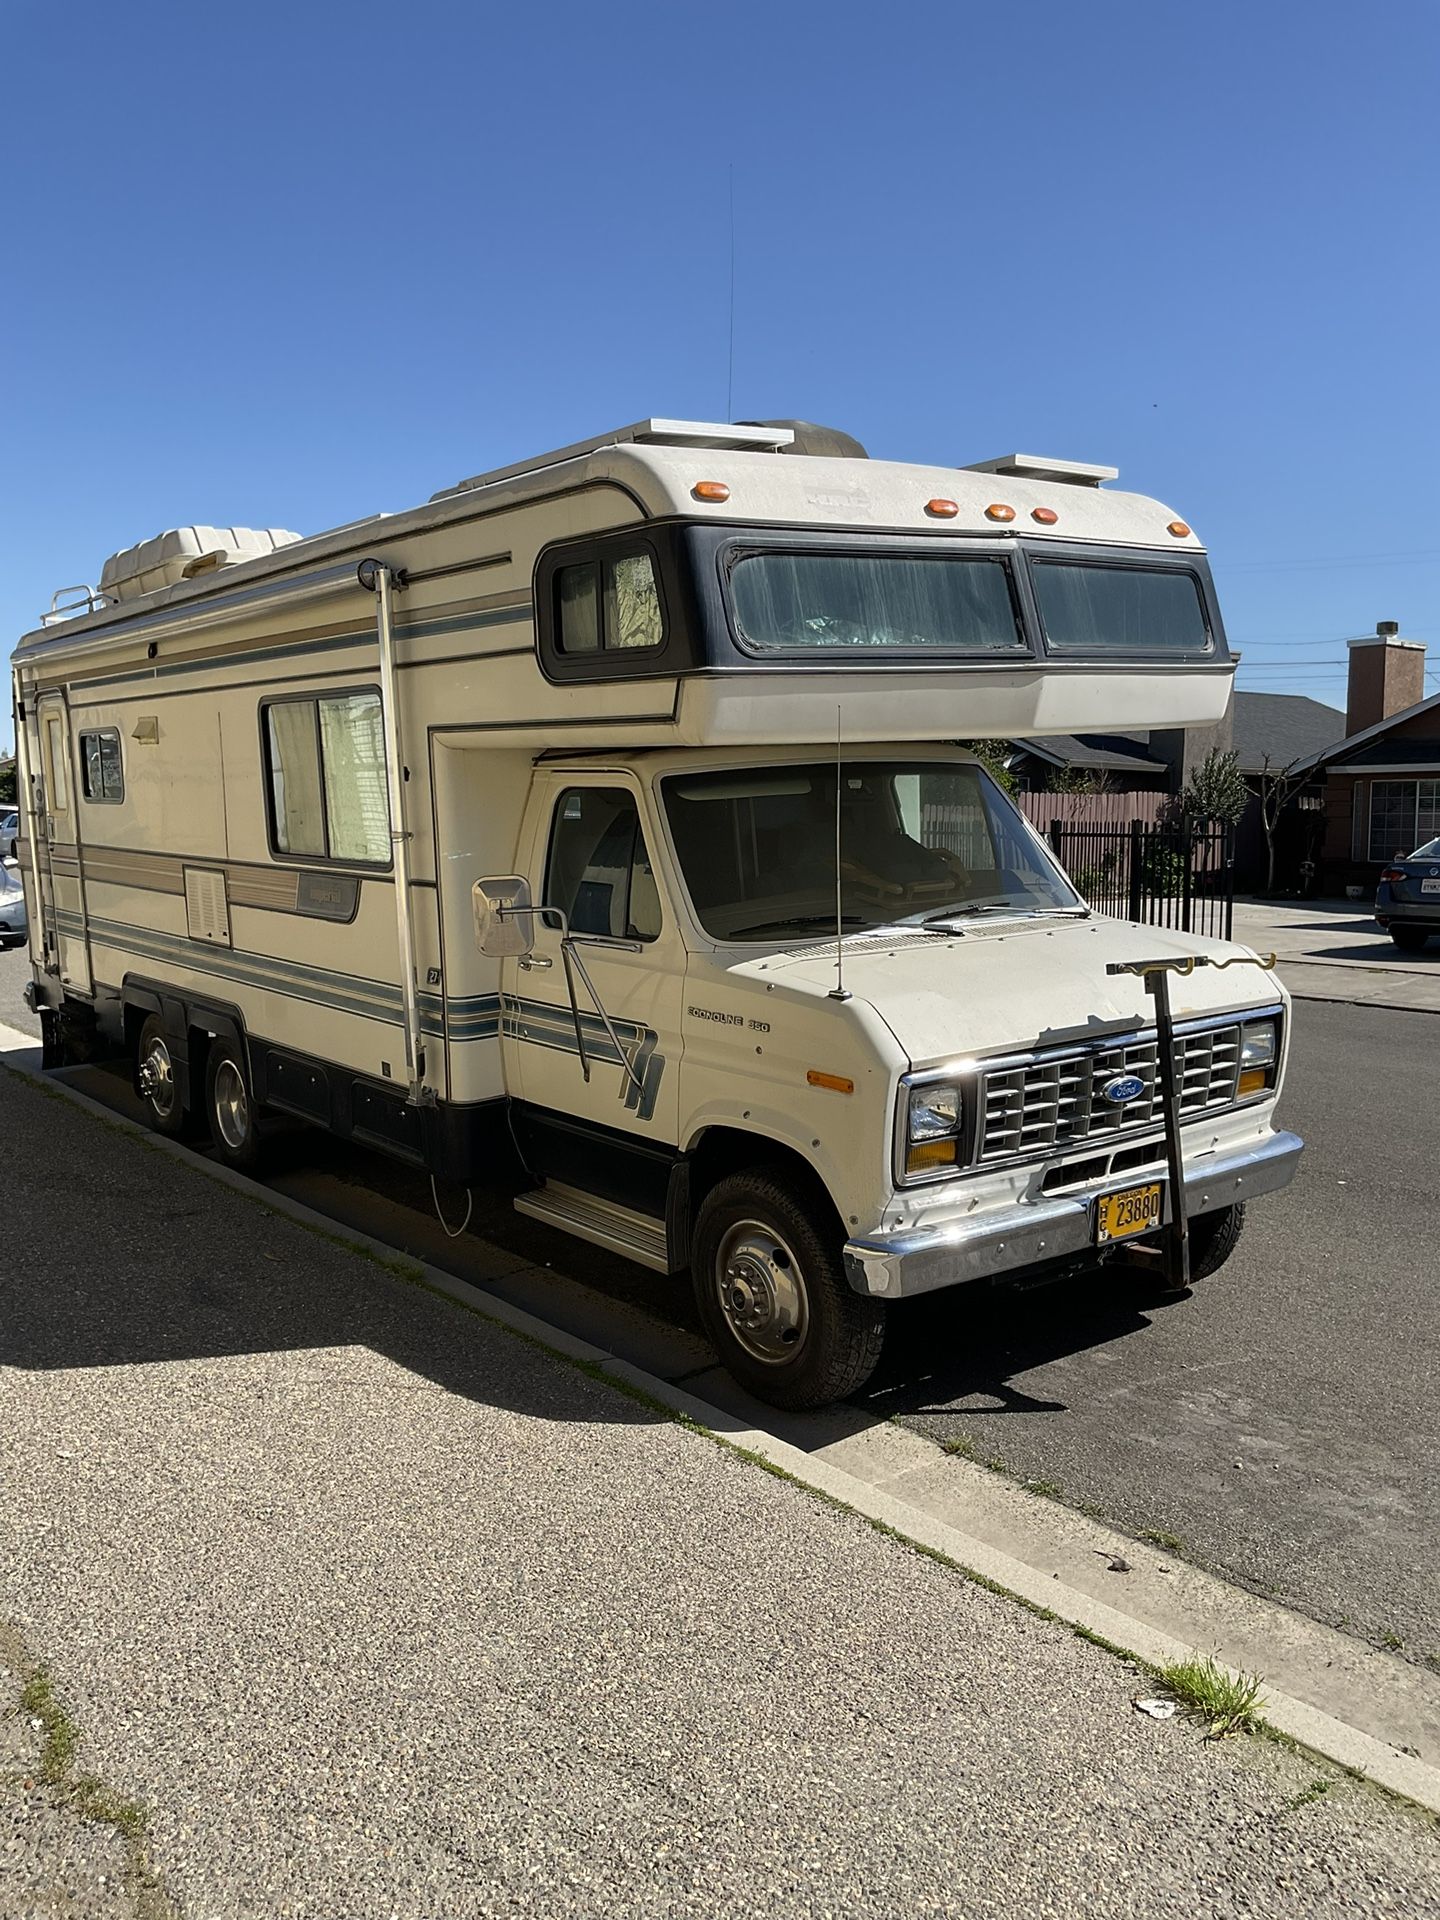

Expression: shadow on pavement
xmin=5 ymin=1055 xmax=1179 ymax=1442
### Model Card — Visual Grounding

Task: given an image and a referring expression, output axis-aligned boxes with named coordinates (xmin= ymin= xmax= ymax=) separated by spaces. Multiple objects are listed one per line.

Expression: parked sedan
xmin=0 ymin=809 xmax=18 ymax=861
xmin=1376 ymin=836 xmax=1440 ymax=951
xmin=0 ymin=865 xmax=27 ymax=947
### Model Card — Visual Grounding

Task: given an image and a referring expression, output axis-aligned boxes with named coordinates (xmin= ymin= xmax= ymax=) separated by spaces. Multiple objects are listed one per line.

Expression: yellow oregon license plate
xmin=1095 ymin=1182 xmax=1163 ymax=1244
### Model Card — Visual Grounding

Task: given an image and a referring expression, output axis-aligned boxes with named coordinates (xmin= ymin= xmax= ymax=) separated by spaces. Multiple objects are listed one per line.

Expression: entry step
xmin=514 ymin=1181 xmax=671 ymax=1272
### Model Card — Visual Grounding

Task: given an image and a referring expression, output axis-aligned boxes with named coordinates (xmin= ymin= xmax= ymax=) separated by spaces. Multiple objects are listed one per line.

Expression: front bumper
xmin=842 ymin=1128 xmax=1304 ymax=1299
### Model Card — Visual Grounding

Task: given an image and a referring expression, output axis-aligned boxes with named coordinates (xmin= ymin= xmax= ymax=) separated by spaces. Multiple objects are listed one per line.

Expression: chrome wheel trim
xmin=714 ymin=1217 xmax=810 ymax=1365
xmin=138 ymin=1034 xmax=177 ymax=1120
xmin=212 ymin=1059 xmax=250 ymax=1151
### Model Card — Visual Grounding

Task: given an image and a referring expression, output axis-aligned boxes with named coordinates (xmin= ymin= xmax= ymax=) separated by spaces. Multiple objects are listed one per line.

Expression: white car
xmin=0 ymin=865 xmax=27 ymax=947
xmin=0 ymin=809 xmax=17 ymax=861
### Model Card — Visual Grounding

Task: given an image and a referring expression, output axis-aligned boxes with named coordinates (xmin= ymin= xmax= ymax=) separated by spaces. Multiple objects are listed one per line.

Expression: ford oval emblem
xmin=1102 ymin=1073 xmax=1147 ymax=1106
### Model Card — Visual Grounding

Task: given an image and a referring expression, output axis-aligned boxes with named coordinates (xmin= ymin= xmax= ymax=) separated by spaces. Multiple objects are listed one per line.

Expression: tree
xmin=0 ymin=758 xmax=16 ymax=806
xmin=1179 ymin=747 xmax=1248 ymax=827
xmin=1256 ymin=754 xmax=1305 ymax=895
xmin=958 ymin=739 xmax=1017 ymax=796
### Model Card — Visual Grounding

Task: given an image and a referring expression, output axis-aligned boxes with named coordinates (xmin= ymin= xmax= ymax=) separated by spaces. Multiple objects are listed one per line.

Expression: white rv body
xmin=11 ymin=419 xmax=1301 ymax=1405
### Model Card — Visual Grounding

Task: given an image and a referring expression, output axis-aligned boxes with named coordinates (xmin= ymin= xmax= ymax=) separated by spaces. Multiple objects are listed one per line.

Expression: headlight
xmin=1238 ymin=1017 xmax=1279 ymax=1097
xmin=902 ymin=1079 xmax=964 ymax=1179
xmin=909 ymin=1083 xmax=961 ymax=1140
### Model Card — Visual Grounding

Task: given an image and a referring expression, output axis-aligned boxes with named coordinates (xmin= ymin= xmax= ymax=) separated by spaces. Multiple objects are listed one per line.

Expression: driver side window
xmin=545 ymin=788 xmax=661 ymax=942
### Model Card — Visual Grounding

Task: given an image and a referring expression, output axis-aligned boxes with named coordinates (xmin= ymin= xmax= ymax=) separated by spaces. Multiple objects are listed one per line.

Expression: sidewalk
xmin=1232 ymin=896 xmax=1440 ymax=1014
xmin=4 ymin=1064 xmax=1440 ymax=1916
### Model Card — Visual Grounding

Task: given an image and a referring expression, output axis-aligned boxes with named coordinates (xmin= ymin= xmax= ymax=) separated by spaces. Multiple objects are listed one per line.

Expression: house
xmin=1293 ymin=624 xmax=1439 ymax=892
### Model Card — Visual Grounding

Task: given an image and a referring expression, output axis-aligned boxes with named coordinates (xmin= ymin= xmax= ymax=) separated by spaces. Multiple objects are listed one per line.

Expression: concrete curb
xmin=5 ymin=1022 xmax=1439 ymax=1816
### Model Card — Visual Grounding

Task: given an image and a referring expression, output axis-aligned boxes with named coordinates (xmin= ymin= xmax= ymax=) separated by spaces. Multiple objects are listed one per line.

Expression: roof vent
xmin=964 ymin=454 xmax=1118 ymax=488
xmin=98 ymin=526 xmax=302 ymax=603
xmin=737 ymin=420 xmax=868 ymax=459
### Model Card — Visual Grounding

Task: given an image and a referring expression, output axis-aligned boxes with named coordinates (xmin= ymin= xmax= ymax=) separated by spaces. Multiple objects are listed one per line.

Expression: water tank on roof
xmin=99 ymin=525 xmax=302 ymax=603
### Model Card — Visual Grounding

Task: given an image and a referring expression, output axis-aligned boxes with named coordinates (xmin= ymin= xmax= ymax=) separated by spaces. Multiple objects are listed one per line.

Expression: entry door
xmin=34 ymin=694 xmax=92 ymax=992
xmin=509 ymin=776 xmax=683 ymax=1158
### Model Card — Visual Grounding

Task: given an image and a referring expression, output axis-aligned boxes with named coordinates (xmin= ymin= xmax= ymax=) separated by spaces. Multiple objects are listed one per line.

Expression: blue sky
xmin=4 ymin=0 xmax=1437 ymax=753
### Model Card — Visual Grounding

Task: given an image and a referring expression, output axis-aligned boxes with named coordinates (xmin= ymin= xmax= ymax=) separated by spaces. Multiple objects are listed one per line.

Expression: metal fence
xmin=1046 ymin=818 xmax=1235 ymax=940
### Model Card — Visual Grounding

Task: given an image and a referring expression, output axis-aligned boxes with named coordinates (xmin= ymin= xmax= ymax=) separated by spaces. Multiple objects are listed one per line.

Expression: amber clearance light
xmin=985 ymin=503 xmax=1016 ymax=523
xmin=1167 ymin=519 xmax=1192 ymax=538
xmin=926 ymin=498 xmax=959 ymax=518
xmin=693 ymin=480 xmax=731 ymax=502
xmin=1030 ymin=507 xmax=1059 ymax=525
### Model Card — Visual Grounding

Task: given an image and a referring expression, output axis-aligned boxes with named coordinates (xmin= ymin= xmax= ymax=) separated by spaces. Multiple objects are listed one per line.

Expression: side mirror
xmin=472 ymin=875 xmax=535 ymax=958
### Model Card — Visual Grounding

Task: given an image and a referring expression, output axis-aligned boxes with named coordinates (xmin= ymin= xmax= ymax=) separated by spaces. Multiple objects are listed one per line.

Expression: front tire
xmin=1391 ymin=925 xmax=1430 ymax=952
xmin=205 ymin=1038 xmax=261 ymax=1171
xmin=1189 ymin=1203 xmax=1245 ymax=1280
xmin=691 ymin=1169 xmax=886 ymax=1410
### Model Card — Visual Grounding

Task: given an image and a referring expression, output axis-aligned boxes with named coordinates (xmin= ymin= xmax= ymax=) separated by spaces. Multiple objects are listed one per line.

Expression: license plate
xmin=1095 ymin=1182 xmax=1163 ymax=1244
xmin=1421 ymin=879 xmax=1440 ymax=895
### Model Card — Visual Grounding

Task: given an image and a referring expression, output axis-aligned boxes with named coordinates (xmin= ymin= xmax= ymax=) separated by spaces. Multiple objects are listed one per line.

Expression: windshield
xmin=1031 ymin=561 xmax=1210 ymax=654
xmin=662 ymin=760 xmax=1082 ymax=941
xmin=729 ymin=551 xmax=1025 ymax=653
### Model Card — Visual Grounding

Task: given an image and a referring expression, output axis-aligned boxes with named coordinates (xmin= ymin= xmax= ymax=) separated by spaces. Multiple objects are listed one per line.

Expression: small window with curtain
xmin=545 ymin=788 xmax=661 ymax=941
xmin=79 ymin=729 xmax=124 ymax=802
xmin=555 ymin=550 xmax=663 ymax=654
xmin=263 ymin=691 xmax=390 ymax=866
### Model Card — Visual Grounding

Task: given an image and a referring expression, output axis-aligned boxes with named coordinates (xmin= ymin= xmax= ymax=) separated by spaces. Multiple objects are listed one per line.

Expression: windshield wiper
xmin=729 ymin=914 xmax=869 ymax=938
xmin=919 ymin=903 xmax=1088 ymax=927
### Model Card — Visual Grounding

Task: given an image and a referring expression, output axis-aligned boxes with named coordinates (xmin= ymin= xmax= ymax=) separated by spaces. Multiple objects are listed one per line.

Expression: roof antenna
xmin=726 ymin=163 xmax=736 ymax=421
xmin=828 ymin=704 xmax=851 ymax=1002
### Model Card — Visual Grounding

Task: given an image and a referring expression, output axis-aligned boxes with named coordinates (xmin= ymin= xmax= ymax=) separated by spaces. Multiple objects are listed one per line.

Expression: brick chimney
xmin=1345 ymin=621 xmax=1426 ymax=737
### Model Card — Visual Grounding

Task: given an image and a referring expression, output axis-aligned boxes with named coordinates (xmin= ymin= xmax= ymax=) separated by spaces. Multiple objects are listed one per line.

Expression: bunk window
xmin=1031 ymin=561 xmax=1211 ymax=655
xmin=555 ymin=551 xmax=664 ymax=654
xmin=545 ymin=788 xmax=661 ymax=942
xmin=728 ymin=550 xmax=1026 ymax=654
xmin=79 ymin=729 xmax=124 ymax=803
xmin=263 ymin=691 xmax=391 ymax=867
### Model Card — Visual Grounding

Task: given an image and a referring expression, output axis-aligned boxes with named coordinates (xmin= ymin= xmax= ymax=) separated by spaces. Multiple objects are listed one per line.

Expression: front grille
xmin=978 ymin=1023 xmax=1243 ymax=1163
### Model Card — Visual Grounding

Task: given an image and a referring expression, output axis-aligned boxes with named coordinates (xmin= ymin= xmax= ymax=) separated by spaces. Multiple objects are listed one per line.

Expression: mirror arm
xmin=501 ymin=903 xmax=644 ymax=1097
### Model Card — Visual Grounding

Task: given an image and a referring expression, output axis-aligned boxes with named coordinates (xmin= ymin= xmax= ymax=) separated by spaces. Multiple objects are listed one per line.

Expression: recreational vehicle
xmin=10 ymin=419 xmax=1302 ymax=1406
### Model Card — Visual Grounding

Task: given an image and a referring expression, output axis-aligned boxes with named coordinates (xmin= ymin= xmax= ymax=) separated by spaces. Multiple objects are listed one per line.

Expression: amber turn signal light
xmin=693 ymin=480 xmax=730 ymax=502
xmin=1237 ymin=1068 xmax=1269 ymax=1098
xmin=807 ymin=1069 xmax=854 ymax=1094
xmin=926 ymin=498 xmax=959 ymax=518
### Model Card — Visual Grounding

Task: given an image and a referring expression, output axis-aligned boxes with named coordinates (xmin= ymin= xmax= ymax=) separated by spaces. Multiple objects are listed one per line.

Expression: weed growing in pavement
xmin=940 ymin=1435 xmax=976 ymax=1459
xmin=1024 ymin=1479 xmax=1064 ymax=1500
xmin=1379 ymin=1631 xmax=1405 ymax=1652
xmin=1160 ymin=1654 xmax=1266 ymax=1738
xmin=1141 ymin=1529 xmax=1186 ymax=1555
xmin=1281 ymin=1779 xmax=1335 ymax=1813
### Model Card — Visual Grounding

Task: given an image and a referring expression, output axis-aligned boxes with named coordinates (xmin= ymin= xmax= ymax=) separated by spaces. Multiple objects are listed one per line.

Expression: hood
xmin=745 ymin=915 xmax=1283 ymax=1068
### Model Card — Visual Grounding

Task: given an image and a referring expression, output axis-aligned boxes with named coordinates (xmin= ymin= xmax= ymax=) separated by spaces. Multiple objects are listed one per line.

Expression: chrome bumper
xmin=842 ymin=1129 xmax=1304 ymax=1300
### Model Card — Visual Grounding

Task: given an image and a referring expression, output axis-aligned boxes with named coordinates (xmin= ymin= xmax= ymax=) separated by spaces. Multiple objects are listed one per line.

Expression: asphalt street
xmin=1 ymin=942 xmax=1436 ymax=1670
xmin=4 ymin=1056 xmax=1440 ymax=1918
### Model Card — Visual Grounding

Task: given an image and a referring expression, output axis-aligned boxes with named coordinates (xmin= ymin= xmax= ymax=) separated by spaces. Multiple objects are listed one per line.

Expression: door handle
xmin=518 ymin=954 xmax=553 ymax=971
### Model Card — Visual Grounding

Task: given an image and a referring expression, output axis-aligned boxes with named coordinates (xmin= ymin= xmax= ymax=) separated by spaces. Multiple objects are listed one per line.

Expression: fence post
xmin=1048 ymin=819 xmax=1064 ymax=864
xmin=1127 ymin=819 xmax=1144 ymax=923
xmin=1180 ymin=823 xmax=1194 ymax=934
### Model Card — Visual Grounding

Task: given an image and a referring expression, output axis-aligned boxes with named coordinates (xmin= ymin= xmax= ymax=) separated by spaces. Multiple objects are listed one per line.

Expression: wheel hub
xmin=715 ymin=1222 xmax=809 ymax=1365
xmin=138 ymin=1038 xmax=176 ymax=1117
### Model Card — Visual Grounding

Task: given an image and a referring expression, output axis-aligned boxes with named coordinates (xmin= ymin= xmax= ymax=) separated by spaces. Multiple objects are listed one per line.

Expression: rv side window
xmin=263 ymin=691 xmax=391 ymax=867
xmin=79 ymin=729 xmax=124 ymax=803
xmin=545 ymin=788 xmax=661 ymax=942
xmin=556 ymin=552 xmax=663 ymax=654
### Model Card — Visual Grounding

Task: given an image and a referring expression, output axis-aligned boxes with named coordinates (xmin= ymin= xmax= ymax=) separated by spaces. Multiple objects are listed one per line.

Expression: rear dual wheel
xmin=135 ymin=1017 xmax=260 ymax=1168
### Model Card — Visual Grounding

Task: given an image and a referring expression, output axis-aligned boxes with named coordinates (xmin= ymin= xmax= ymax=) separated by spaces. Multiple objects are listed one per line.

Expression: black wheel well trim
xmin=669 ymin=1124 xmax=844 ymax=1267
xmin=121 ymin=974 xmax=250 ymax=1110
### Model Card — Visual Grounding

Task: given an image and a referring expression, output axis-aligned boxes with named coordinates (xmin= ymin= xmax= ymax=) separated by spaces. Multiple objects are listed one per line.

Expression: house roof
xmin=1019 ymin=733 xmax=1169 ymax=776
xmin=1293 ymin=686 xmax=1440 ymax=776
xmin=1231 ymin=692 xmax=1345 ymax=774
